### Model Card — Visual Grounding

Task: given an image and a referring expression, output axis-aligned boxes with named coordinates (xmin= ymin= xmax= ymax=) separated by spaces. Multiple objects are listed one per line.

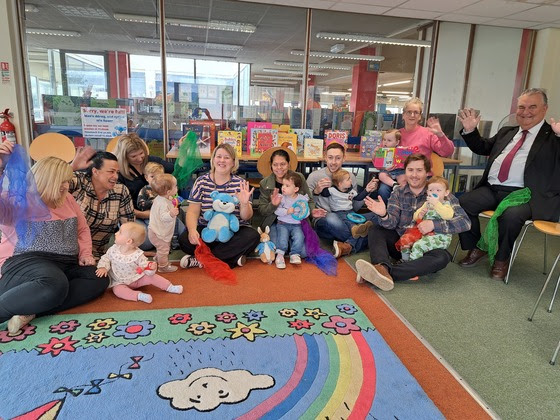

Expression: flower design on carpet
xmin=288 ymin=319 xmax=314 ymax=330
xmin=83 ymin=332 xmax=109 ymax=344
xmin=168 ymin=313 xmax=192 ymax=325
xmin=243 ymin=310 xmax=266 ymax=322
xmin=336 ymin=303 xmax=358 ymax=315
xmin=322 ymin=315 xmax=361 ymax=335
xmin=113 ymin=321 xmax=154 ymax=339
xmin=87 ymin=318 xmax=117 ymax=331
xmin=304 ymin=308 xmax=327 ymax=320
xmin=37 ymin=336 xmax=79 ymax=357
xmin=186 ymin=321 xmax=216 ymax=336
xmin=215 ymin=312 xmax=237 ymax=324
xmin=49 ymin=320 xmax=81 ymax=334
xmin=225 ymin=321 xmax=267 ymax=342
xmin=0 ymin=324 xmax=35 ymax=343
xmin=279 ymin=308 xmax=298 ymax=318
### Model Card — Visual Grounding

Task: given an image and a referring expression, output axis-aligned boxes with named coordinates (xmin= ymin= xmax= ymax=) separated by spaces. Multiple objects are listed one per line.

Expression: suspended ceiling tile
xmin=458 ymin=0 xmax=539 ymax=18
xmin=398 ymin=0 xmax=479 ymax=14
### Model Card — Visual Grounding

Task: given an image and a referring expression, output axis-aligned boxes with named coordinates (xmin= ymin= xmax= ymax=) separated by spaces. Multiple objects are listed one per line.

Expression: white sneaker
xmin=275 ymin=254 xmax=286 ymax=269
xmin=289 ymin=254 xmax=302 ymax=264
xmin=180 ymin=255 xmax=203 ymax=268
xmin=158 ymin=264 xmax=178 ymax=273
xmin=355 ymin=259 xmax=394 ymax=291
xmin=237 ymin=255 xmax=247 ymax=267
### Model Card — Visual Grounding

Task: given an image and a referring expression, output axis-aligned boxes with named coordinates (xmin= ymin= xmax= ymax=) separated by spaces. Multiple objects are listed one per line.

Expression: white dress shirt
xmin=488 ymin=119 xmax=545 ymax=187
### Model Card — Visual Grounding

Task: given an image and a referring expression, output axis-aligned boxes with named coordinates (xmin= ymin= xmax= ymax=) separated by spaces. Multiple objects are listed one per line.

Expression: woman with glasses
xmin=378 ymin=97 xmax=455 ymax=203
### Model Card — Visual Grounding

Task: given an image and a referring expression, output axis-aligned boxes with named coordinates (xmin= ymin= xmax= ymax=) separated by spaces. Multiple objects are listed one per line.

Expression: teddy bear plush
xmin=201 ymin=191 xmax=240 ymax=243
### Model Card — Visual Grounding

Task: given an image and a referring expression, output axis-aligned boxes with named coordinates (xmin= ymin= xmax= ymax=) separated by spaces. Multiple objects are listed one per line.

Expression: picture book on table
xmin=290 ymin=129 xmax=314 ymax=155
xmin=250 ymin=128 xmax=278 ymax=156
xmin=217 ymin=130 xmax=243 ymax=157
xmin=373 ymin=147 xmax=414 ymax=169
xmin=324 ymin=130 xmax=348 ymax=148
xmin=247 ymin=121 xmax=272 ymax=152
xmin=277 ymin=132 xmax=297 ymax=153
xmin=360 ymin=131 xmax=382 ymax=158
xmin=304 ymin=138 xmax=324 ymax=159
xmin=183 ymin=122 xmax=215 ymax=155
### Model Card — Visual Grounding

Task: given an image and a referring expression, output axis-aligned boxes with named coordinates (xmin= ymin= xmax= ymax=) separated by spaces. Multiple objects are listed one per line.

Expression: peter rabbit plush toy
xmin=256 ymin=226 xmax=276 ymax=264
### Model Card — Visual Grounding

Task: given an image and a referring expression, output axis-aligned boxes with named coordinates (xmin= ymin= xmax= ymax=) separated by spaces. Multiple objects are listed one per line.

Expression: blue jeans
xmin=276 ymin=223 xmax=304 ymax=256
xmin=137 ymin=218 xmax=186 ymax=251
xmin=269 ymin=222 xmax=307 ymax=258
xmin=378 ymin=183 xmax=392 ymax=205
xmin=316 ymin=211 xmax=379 ymax=253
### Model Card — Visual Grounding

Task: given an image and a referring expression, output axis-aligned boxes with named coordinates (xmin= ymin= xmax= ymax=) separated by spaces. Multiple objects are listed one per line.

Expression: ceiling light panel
xmin=253 ymin=75 xmax=304 ymax=81
xmin=380 ymin=80 xmax=412 ymax=87
xmin=316 ymin=32 xmax=431 ymax=48
xmin=55 ymin=5 xmax=110 ymax=19
xmin=262 ymin=68 xmax=328 ymax=76
xmin=26 ymin=29 xmax=81 ymax=37
xmin=274 ymin=61 xmax=352 ymax=71
xmin=136 ymin=37 xmax=242 ymax=51
xmin=114 ymin=13 xmax=256 ymax=33
xmin=291 ymin=50 xmax=384 ymax=61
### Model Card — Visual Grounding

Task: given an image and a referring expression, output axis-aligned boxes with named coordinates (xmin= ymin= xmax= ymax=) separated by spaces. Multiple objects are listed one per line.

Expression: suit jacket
xmin=462 ymin=122 xmax=560 ymax=221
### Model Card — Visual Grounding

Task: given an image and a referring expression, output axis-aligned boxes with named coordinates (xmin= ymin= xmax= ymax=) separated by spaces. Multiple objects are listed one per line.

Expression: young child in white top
xmin=273 ymin=170 xmax=309 ymax=269
xmin=378 ymin=129 xmax=407 ymax=191
xmin=96 ymin=222 xmax=183 ymax=303
xmin=148 ymin=173 xmax=180 ymax=272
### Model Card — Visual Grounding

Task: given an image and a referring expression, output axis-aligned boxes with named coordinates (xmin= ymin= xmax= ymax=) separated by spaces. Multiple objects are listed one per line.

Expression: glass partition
xmin=308 ymin=10 xmax=431 ymax=146
xmin=22 ymin=0 xmax=430 ymax=158
xmin=24 ymin=0 xmax=162 ymax=153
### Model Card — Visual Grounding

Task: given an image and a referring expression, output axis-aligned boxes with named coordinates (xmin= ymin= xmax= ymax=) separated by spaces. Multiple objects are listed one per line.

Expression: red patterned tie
xmin=497 ymin=130 xmax=529 ymax=182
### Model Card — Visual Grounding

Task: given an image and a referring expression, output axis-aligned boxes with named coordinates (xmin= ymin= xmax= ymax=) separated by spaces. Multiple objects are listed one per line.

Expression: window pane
xmin=24 ymin=0 xmax=162 ymax=154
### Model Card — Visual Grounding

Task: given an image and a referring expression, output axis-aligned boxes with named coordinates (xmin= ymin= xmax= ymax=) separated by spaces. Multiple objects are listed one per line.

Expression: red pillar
xmin=349 ymin=47 xmax=378 ymax=136
xmin=107 ymin=51 xmax=130 ymax=99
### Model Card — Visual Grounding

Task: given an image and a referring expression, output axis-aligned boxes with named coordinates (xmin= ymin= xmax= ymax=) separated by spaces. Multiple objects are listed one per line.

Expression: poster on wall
xmin=81 ymin=107 xmax=128 ymax=138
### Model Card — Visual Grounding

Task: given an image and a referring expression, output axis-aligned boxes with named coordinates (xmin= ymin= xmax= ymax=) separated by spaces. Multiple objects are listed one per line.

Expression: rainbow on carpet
xmin=0 ymin=299 xmax=443 ymax=419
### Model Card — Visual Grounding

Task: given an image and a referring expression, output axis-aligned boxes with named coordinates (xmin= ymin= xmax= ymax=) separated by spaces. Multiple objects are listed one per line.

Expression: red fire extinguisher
xmin=1 ymin=108 xmax=17 ymax=144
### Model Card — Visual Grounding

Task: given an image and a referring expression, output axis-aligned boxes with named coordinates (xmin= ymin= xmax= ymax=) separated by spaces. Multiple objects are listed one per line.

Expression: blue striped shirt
xmin=188 ymin=173 xmax=250 ymax=226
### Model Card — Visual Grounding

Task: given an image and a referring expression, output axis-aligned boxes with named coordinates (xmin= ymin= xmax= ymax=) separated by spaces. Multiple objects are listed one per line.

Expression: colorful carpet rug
xmin=1 ymin=299 xmax=443 ymax=419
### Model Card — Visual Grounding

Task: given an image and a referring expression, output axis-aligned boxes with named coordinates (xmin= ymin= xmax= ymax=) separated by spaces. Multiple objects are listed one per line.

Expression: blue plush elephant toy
xmin=201 ymin=191 xmax=240 ymax=243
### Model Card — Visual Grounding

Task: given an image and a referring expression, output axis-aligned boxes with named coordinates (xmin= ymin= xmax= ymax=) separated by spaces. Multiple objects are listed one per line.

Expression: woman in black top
xmin=114 ymin=133 xmax=184 ymax=250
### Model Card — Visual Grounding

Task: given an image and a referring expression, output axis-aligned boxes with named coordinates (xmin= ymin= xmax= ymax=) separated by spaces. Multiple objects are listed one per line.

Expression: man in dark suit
xmin=457 ymin=88 xmax=560 ymax=280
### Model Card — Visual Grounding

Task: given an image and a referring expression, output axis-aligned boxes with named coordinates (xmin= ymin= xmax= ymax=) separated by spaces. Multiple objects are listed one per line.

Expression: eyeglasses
xmin=404 ymin=110 xmax=421 ymax=116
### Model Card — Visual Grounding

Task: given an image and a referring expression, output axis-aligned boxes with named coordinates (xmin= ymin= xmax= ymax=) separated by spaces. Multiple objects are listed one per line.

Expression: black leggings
xmin=0 ymin=252 xmax=109 ymax=323
xmin=178 ymin=225 xmax=260 ymax=268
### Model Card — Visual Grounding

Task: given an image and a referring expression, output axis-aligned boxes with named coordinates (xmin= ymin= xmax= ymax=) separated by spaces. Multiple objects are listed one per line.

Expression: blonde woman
xmin=177 ymin=144 xmax=260 ymax=268
xmin=114 ymin=133 xmax=174 ymax=219
xmin=114 ymin=133 xmax=181 ymax=250
xmin=0 ymin=142 xmax=108 ymax=334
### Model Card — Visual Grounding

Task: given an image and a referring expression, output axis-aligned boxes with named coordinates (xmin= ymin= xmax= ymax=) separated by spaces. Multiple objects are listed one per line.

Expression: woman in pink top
xmin=0 ymin=142 xmax=108 ymax=335
xmin=399 ymin=97 xmax=454 ymax=158
xmin=378 ymin=97 xmax=455 ymax=203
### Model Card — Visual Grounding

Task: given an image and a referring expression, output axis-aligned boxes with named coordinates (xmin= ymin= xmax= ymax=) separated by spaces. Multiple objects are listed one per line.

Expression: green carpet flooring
xmin=347 ymin=227 xmax=560 ymax=420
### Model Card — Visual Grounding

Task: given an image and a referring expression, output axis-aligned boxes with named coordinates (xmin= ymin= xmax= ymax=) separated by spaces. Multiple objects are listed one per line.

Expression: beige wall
xmin=529 ymin=28 xmax=560 ymax=119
